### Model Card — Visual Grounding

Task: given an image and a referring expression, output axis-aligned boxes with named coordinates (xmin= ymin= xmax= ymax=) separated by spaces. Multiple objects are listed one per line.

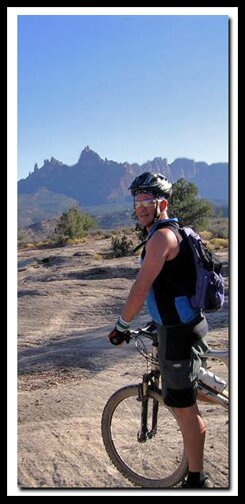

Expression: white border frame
xmin=7 ymin=6 xmax=238 ymax=496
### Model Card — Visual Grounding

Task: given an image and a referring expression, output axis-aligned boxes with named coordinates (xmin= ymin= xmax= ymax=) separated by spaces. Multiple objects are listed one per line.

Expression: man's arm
xmin=121 ymin=229 xmax=177 ymax=322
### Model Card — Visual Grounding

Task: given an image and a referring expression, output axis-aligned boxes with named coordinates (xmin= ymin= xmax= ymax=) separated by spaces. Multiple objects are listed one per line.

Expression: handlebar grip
xmin=109 ymin=330 xmax=131 ymax=345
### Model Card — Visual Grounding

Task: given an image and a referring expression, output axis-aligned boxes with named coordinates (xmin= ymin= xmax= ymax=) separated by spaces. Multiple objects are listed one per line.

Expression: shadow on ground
xmin=18 ymin=326 xmax=134 ymax=377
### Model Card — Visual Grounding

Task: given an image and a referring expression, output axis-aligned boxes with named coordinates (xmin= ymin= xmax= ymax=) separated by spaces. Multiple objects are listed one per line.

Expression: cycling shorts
xmin=157 ymin=316 xmax=210 ymax=408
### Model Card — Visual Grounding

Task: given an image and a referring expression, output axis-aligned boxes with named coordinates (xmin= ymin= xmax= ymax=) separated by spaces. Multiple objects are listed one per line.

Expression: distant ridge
xmin=18 ymin=146 xmax=228 ymax=225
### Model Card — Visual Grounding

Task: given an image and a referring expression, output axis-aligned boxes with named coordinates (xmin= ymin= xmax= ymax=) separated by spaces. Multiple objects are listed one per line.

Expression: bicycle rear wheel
xmin=101 ymin=385 xmax=188 ymax=488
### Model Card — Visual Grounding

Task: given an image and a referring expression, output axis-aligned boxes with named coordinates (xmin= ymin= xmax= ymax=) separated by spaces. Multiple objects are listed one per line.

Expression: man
xmin=107 ymin=172 xmax=212 ymax=489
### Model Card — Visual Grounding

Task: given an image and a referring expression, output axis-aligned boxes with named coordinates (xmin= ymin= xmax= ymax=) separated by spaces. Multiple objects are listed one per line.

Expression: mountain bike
xmin=101 ymin=322 xmax=229 ymax=488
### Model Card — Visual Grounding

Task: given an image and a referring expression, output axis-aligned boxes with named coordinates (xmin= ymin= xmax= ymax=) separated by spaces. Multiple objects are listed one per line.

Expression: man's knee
xmin=173 ymin=405 xmax=207 ymax=435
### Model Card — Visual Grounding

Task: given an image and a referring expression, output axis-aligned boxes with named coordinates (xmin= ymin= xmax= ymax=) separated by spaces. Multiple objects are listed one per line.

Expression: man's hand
xmin=108 ymin=327 xmax=130 ymax=345
xmin=107 ymin=316 xmax=131 ymax=345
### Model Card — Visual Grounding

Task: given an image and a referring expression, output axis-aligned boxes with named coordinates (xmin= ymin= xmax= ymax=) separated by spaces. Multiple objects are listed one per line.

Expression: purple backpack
xmin=151 ymin=222 xmax=225 ymax=313
xmin=178 ymin=226 xmax=225 ymax=312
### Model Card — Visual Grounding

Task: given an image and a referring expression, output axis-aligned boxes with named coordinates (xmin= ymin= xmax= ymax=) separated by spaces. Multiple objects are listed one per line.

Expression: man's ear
xmin=160 ymin=200 xmax=168 ymax=212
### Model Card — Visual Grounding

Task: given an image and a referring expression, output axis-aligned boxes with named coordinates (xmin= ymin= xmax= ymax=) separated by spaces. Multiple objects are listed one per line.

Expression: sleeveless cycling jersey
xmin=142 ymin=219 xmax=201 ymax=326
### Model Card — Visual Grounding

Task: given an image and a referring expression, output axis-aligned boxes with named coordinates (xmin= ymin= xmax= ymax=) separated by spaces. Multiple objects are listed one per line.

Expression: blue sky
xmin=18 ymin=13 xmax=229 ymax=180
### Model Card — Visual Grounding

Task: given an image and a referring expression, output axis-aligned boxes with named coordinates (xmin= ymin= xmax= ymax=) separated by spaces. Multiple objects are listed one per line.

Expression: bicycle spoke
xmin=106 ymin=389 xmax=186 ymax=482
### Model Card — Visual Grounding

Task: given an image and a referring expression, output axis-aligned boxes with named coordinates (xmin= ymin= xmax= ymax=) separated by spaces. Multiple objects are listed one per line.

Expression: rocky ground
xmin=16 ymin=236 xmax=230 ymax=493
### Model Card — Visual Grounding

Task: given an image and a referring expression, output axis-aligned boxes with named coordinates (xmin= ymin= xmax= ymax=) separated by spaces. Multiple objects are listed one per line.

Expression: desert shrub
xmin=110 ymin=234 xmax=134 ymax=257
xmin=89 ymin=229 xmax=104 ymax=238
xmin=51 ymin=235 xmax=69 ymax=246
xmin=22 ymin=242 xmax=36 ymax=249
xmin=199 ymin=230 xmax=213 ymax=241
xmin=121 ymin=227 xmax=135 ymax=234
xmin=93 ymin=253 xmax=103 ymax=261
xmin=134 ymin=223 xmax=148 ymax=242
xmin=209 ymin=238 xmax=228 ymax=250
xmin=208 ymin=218 xmax=228 ymax=239
xmin=103 ymin=232 xmax=113 ymax=239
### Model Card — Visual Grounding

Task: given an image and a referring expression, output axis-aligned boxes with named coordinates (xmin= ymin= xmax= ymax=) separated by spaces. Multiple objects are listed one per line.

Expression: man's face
xmin=134 ymin=193 xmax=157 ymax=228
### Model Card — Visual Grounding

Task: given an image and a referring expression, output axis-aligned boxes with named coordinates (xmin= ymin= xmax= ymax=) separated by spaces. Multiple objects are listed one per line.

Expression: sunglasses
xmin=134 ymin=199 xmax=157 ymax=209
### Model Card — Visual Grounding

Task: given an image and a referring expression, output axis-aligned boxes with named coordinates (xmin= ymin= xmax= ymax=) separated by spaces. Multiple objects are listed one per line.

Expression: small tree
xmin=54 ymin=207 xmax=97 ymax=242
xmin=169 ymin=178 xmax=214 ymax=231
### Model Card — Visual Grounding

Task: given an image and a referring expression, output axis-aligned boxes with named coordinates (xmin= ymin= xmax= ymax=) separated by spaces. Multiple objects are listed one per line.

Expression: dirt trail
xmin=17 ymin=239 xmax=230 ymax=491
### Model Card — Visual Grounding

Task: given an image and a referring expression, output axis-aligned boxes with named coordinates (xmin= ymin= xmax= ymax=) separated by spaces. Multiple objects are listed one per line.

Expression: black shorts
xmin=157 ymin=316 xmax=210 ymax=408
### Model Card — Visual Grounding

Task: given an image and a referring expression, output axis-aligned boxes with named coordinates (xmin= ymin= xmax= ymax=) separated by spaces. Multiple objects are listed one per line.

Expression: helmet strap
xmin=153 ymin=199 xmax=168 ymax=223
xmin=151 ymin=200 xmax=161 ymax=223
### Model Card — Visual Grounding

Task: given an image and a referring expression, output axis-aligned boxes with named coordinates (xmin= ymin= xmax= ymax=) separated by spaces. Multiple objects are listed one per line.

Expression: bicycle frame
xmin=197 ymin=349 xmax=229 ymax=409
xmin=130 ymin=325 xmax=229 ymax=443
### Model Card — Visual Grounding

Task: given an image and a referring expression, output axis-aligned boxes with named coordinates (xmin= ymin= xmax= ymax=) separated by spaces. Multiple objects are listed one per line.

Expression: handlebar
xmin=128 ymin=321 xmax=158 ymax=340
xmin=128 ymin=321 xmax=159 ymax=365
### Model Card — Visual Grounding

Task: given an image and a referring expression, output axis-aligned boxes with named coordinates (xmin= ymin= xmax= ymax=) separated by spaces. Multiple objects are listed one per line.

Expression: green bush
xmin=53 ymin=207 xmax=97 ymax=242
xmin=110 ymin=234 xmax=133 ymax=257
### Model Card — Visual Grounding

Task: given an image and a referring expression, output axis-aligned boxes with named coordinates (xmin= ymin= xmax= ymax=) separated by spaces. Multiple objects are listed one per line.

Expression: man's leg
xmin=173 ymin=403 xmax=206 ymax=471
xmin=157 ymin=322 xmax=212 ymax=487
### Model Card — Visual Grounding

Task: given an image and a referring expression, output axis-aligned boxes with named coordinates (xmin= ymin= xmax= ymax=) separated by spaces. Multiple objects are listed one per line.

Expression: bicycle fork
xmin=137 ymin=372 xmax=160 ymax=443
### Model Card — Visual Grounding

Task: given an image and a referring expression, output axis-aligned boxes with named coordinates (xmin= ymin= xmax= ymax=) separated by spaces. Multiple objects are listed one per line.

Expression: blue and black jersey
xmin=142 ymin=219 xmax=201 ymax=327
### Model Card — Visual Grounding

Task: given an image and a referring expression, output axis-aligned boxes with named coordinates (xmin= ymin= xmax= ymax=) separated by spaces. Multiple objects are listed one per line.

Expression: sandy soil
xmin=17 ymin=237 xmax=229 ymax=491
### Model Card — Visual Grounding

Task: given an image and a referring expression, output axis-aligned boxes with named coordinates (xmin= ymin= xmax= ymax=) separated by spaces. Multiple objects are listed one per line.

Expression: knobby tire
xmin=101 ymin=385 xmax=188 ymax=488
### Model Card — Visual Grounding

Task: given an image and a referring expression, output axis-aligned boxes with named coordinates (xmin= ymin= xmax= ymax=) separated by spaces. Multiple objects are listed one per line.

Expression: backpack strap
xmin=133 ymin=239 xmax=148 ymax=253
xmin=153 ymin=220 xmax=182 ymax=243
xmin=133 ymin=221 xmax=181 ymax=254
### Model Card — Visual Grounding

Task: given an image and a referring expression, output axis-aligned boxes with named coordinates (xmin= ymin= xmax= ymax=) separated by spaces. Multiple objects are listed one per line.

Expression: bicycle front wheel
xmin=101 ymin=385 xmax=188 ymax=488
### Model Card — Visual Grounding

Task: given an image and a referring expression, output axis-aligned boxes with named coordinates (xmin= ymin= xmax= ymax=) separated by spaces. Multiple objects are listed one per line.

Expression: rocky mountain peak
xmin=43 ymin=157 xmax=63 ymax=168
xmin=18 ymin=147 xmax=228 ymax=207
xmin=78 ymin=146 xmax=102 ymax=164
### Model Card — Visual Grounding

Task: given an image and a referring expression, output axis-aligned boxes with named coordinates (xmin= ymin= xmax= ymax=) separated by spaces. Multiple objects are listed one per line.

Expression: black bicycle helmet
xmin=129 ymin=172 xmax=172 ymax=200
